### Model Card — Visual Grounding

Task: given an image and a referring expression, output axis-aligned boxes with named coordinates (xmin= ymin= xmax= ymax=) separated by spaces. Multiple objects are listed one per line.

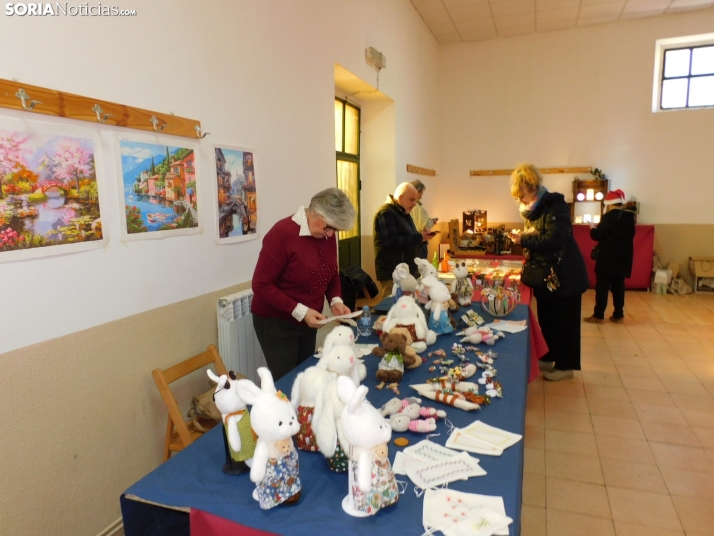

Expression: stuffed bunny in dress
xmin=414 ymin=258 xmax=439 ymax=304
xmin=337 ymin=376 xmax=399 ymax=517
xmin=236 ymin=367 xmax=301 ymax=509
xmin=291 ymin=345 xmax=359 ymax=454
xmin=422 ymin=276 xmax=455 ymax=335
xmin=450 ymin=261 xmax=474 ymax=306
xmin=383 ymin=295 xmax=436 ymax=352
xmin=207 ymin=369 xmax=256 ymax=475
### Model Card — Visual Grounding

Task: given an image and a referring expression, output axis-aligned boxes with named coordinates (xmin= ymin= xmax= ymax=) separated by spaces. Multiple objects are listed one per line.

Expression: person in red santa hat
xmin=584 ymin=189 xmax=637 ymax=324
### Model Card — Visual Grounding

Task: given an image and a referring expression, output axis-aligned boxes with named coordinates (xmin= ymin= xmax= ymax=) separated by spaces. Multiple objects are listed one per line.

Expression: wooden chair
xmin=152 ymin=344 xmax=228 ymax=462
xmin=355 ymin=283 xmax=389 ymax=310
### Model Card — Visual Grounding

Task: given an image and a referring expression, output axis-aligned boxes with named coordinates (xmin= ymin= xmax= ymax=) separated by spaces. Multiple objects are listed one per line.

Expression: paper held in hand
xmin=315 ymin=310 xmax=364 ymax=325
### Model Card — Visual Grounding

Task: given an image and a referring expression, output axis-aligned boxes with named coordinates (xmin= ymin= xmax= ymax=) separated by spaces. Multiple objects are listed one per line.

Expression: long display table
xmin=121 ymin=304 xmax=533 ymax=536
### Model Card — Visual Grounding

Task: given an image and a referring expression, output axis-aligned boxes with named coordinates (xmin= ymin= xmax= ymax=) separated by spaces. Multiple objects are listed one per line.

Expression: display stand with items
xmin=571 ymin=169 xmax=609 ymax=224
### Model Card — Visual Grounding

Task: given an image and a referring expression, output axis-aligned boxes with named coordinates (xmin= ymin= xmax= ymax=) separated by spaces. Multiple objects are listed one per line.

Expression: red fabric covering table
xmin=572 ymin=224 xmax=654 ymax=290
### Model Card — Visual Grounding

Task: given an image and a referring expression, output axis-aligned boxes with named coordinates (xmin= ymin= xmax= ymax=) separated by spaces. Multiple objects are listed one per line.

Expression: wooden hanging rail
xmin=0 ymin=78 xmax=204 ymax=139
xmin=407 ymin=164 xmax=437 ymax=176
xmin=470 ymin=167 xmax=592 ymax=176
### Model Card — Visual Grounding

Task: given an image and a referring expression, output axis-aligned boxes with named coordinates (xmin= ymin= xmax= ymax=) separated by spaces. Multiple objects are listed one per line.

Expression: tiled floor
xmin=522 ymin=289 xmax=714 ymax=536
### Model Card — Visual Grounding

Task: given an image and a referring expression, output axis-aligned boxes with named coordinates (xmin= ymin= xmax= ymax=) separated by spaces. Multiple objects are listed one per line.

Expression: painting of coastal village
xmin=0 ymin=128 xmax=103 ymax=260
xmin=215 ymin=146 xmax=257 ymax=243
xmin=119 ymin=140 xmax=198 ymax=237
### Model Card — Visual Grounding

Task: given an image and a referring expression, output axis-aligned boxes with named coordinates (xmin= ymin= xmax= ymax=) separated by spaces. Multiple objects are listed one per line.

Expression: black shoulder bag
xmin=521 ymin=232 xmax=569 ymax=292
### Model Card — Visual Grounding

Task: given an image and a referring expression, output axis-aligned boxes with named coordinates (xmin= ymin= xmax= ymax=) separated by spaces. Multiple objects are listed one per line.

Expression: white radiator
xmin=217 ymin=290 xmax=267 ymax=383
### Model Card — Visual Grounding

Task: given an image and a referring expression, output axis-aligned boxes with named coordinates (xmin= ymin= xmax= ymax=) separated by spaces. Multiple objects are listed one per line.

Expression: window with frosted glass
xmin=661 ymin=45 xmax=714 ymax=109
xmin=336 ymin=160 xmax=359 ymax=240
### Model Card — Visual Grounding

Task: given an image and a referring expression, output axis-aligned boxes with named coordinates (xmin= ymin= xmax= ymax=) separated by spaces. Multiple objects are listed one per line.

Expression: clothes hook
xmin=92 ymin=104 xmax=112 ymax=123
xmin=194 ymin=125 xmax=210 ymax=139
xmin=15 ymin=88 xmax=41 ymax=111
xmin=150 ymin=116 xmax=165 ymax=132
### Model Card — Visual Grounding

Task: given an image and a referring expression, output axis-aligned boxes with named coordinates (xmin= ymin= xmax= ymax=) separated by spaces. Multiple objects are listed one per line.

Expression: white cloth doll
xmin=237 ymin=367 xmax=301 ymax=509
xmin=337 ymin=376 xmax=399 ymax=517
xmin=207 ymin=369 xmax=256 ymax=475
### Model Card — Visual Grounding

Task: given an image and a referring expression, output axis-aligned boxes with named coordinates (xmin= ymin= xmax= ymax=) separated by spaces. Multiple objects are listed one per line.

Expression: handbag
xmin=590 ymin=245 xmax=599 ymax=261
xmin=521 ymin=233 xmax=569 ymax=292
xmin=187 ymin=387 xmax=223 ymax=432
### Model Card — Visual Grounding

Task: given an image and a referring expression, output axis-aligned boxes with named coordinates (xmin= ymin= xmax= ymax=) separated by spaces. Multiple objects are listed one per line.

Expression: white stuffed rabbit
xmin=207 ymin=369 xmax=255 ymax=475
xmin=291 ymin=345 xmax=359 ymax=456
xmin=322 ymin=324 xmax=367 ymax=382
xmin=337 ymin=376 xmax=399 ymax=517
xmin=236 ymin=367 xmax=301 ymax=509
xmin=450 ymin=261 xmax=474 ymax=306
xmin=422 ymin=275 xmax=454 ymax=335
xmin=383 ymin=295 xmax=436 ymax=352
xmin=414 ymin=258 xmax=438 ymax=304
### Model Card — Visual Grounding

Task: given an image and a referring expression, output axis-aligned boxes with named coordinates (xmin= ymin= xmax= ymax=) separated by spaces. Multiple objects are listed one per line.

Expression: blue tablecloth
xmin=122 ymin=304 xmax=531 ymax=536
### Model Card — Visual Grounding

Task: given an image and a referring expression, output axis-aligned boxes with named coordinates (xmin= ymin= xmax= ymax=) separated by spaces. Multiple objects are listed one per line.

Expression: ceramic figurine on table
xmin=236 ymin=367 xmax=301 ymax=509
xmin=207 ymin=369 xmax=256 ymax=475
xmin=337 ymin=376 xmax=399 ymax=517
xmin=450 ymin=261 xmax=475 ymax=306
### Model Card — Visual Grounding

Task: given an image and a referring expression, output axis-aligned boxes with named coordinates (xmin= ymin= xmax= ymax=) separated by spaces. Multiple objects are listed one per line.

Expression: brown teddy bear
xmin=372 ymin=328 xmax=422 ymax=384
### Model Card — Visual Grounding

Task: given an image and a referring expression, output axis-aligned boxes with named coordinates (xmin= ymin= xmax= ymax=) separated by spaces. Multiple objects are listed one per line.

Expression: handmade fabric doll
xmin=236 ymin=368 xmax=301 ymax=509
xmin=383 ymin=295 xmax=436 ymax=352
xmin=290 ymin=345 xmax=359 ymax=452
xmin=390 ymin=263 xmax=418 ymax=301
xmin=321 ymin=324 xmax=366 ymax=382
xmin=450 ymin=261 xmax=474 ymax=306
xmin=371 ymin=329 xmax=422 ymax=384
xmin=414 ymin=257 xmax=439 ymax=305
xmin=207 ymin=369 xmax=256 ymax=475
xmin=337 ymin=376 xmax=399 ymax=517
xmin=423 ymin=276 xmax=455 ymax=335
xmin=379 ymin=396 xmax=446 ymax=433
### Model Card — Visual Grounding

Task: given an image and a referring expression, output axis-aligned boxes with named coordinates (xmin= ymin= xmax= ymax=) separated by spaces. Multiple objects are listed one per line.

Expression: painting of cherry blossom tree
xmin=0 ymin=124 xmax=104 ymax=263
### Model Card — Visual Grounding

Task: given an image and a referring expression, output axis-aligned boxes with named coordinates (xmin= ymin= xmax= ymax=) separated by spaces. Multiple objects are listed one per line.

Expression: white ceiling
xmin=410 ymin=0 xmax=714 ymax=43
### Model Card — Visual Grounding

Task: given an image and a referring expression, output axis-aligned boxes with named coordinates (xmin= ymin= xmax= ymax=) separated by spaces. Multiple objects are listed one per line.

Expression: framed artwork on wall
xmin=116 ymin=134 xmax=200 ymax=241
xmin=213 ymin=145 xmax=259 ymax=244
xmin=0 ymin=115 xmax=107 ymax=263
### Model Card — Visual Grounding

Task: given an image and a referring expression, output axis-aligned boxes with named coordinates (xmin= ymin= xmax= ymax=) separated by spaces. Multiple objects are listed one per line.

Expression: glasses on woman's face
xmin=321 ymin=218 xmax=338 ymax=234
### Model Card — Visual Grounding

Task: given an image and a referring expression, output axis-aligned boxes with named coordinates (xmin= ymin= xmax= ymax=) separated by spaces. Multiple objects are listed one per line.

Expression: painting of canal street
xmin=214 ymin=146 xmax=258 ymax=244
xmin=0 ymin=127 xmax=104 ymax=262
xmin=119 ymin=139 xmax=199 ymax=239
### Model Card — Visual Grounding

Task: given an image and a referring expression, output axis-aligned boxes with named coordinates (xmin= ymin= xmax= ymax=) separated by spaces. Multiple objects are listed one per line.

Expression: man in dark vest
xmin=373 ymin=182 xmax=435 ymax=293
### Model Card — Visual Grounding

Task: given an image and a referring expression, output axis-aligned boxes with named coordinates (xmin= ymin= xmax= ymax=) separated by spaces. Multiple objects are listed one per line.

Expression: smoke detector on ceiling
xmin=365 ymin=47 xmax=387 ymax=70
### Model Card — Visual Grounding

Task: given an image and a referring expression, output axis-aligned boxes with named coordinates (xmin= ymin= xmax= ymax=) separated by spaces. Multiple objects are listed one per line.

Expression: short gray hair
xmin=309 ymin=187 xmax=356 ymax=231
xmin=394 ymin=182 xmax=416 ymax=198
xmin=411 ymin=179 xmax=426 ymax=193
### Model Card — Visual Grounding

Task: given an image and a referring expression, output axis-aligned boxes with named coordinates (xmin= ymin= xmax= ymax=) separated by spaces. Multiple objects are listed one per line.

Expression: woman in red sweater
xmin=251 ymin=188 xmax=356 ymax=380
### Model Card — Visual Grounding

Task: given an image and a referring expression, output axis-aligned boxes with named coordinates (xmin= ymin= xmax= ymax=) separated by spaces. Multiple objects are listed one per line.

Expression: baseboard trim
xmin=95 ymin=516 xmax=123 ymax=536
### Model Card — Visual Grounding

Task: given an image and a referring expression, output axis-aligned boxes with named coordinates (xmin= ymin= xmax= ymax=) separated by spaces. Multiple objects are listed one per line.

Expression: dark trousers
xmin=537 ymin=294 xmax=582 ymax=371
xmin=594 ymin=275 xmax=626 ymax=319
xmin=252 ymin=313 xmax=317 ymax=381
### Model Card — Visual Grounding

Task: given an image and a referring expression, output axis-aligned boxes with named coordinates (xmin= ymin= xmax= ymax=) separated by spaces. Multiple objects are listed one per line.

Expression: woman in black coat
xmin=585 ymin=189 xmax=636 ymax=324
xmin=508 ymin=164 xmax=589 ymax=381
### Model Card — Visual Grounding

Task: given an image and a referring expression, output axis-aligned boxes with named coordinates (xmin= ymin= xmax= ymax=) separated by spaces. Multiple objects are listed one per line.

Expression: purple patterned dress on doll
xmin=256 ymin=447 xmax=301 ymax=509
xmin=349 ymin=456 xmax=399 ymax=515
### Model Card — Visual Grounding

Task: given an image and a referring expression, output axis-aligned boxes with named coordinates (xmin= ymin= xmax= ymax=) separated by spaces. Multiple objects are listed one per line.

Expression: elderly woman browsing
xmin=251 ymin=187 xmax=356 ymax=380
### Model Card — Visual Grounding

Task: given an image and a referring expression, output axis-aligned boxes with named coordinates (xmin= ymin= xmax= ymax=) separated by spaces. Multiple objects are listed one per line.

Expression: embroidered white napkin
xmin=461 ymin=420 xmax=522 ymax=450
xmin=406 ymin=451 xmax=486 ymax=489
xmin=445 ymin=428 xmax=505 ymax=456
xmin=404 ymin=440 xmax=464 ymax=464
xmin=423 ymin=489 xmax=510 ymax=536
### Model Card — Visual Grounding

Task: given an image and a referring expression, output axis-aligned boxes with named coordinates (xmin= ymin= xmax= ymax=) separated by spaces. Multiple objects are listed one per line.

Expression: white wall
xmin=0 ymin=2 xmax=440 ymax=534
xmin=434 ymin=10 xmax=714 ymax=228
xmin=0 ymin=0 xmax=440 ymax=355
